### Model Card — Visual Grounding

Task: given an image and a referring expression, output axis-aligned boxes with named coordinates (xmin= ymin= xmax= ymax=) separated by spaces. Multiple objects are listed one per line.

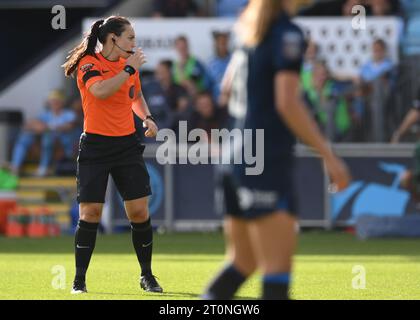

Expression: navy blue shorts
xmin=223 ymin=157 xmax=297 ymax=219
xmin=76 ymin=132 xmax=151 ymax=203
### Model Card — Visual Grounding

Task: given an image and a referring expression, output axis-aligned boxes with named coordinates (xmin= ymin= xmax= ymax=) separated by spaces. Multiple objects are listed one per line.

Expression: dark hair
xmin=373 ymin=38 xmax=387 ymax=50
xmin=158 ymin=59 xmax=173 ymax=70
xmin=196 ymin=91 xmax=215 ymax=102
xmin=175 ymin=35 xmax=188 ymax=44
xmin=62 ymin=16 xmax=131 ymax=77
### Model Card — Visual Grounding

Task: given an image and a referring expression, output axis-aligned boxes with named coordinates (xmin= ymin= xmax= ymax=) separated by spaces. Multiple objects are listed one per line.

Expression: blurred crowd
xmin=7 ymin=0 xmax=420 ymax=176
xmin=142 ymin=0 xmax=419 ymax=143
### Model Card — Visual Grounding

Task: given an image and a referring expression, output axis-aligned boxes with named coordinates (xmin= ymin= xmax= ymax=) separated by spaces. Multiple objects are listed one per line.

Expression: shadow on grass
xmin=86 ymin=291 xmax=255 ymax=300
xmin=87 ymin=291 xmax=142 ymax=297
xmin=0 ymin=233 xmax=225 ymax=255
xmin=2 ymin=232 xmax=420 ymax=257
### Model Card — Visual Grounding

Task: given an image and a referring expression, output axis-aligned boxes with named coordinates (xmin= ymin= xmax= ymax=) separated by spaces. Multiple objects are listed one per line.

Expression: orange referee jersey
xmin=76 ymin=53 xmax=141 ymax=136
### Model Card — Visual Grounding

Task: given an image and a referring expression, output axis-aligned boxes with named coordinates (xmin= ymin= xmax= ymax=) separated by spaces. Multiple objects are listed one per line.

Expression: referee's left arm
xmin=132 ymin=91 xmax=158 ymax=138
xmin=132 ymin=91 xmax=151 ymax=120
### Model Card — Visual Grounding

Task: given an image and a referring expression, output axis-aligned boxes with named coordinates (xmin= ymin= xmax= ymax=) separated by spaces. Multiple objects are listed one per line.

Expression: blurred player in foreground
xmin=203 ymin=0 xmax=351 ymax=300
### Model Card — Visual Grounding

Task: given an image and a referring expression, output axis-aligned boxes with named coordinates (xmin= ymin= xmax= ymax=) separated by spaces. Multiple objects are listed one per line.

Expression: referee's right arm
xmin=89 ymin=71 xmax=130 ymax=99
xmin=90 ymin=49 xmax=146 ymax=99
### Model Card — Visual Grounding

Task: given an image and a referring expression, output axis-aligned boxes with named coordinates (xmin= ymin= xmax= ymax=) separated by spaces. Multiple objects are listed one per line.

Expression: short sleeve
xmin=414 ymin=88 xmax=420 ymax=110
xmin=273 ymin=26 xmax=306 ymax=73
xmin=77 ymin=55 xmax=103 ymax=90
xmin=135 ymin=73 xmax=141 ymax=95
xmin=37 ymin=111 xmax=50 ymax=123
xmin=64 ymin=110 xmax=76 ymax=123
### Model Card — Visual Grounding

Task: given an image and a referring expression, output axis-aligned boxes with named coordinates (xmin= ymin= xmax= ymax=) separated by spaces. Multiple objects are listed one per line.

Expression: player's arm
xmin=132 ymin=91 xmax=158 ymax=138
xmin=55 ymin=122 xmax=75 ymax=132
xmin=275 ymin=71 xmax=351 ymax=191
xmin=89 ymin=72 xmax=130 ymax=99
xmin=391 ymin=109 xmax=420 ymax=143
xmin=88 ymin=49 xmax=146 ymax=99
xmin=218 ymin=57 xmax=236 ymax=107
xmin=132 ymin=91 xmax=151 ymax=120
xmin=272 ymin=27 xmax=350 ymax=191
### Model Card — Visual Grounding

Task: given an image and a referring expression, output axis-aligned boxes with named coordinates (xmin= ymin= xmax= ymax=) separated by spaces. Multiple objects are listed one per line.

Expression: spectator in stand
xmin=299 ymin=0 xmax=372 ymax=16
xmin=301 ymin=40 xmax=319 ymax=92
xmin=369 ymin=0 xmax=400 ymax=16
xmin=152 ymin=0 xmax=201 ymax=17
xmin=208 ymin=29 xmax=232 ymax=103
xmin=140 ymin=60 xmax=191 ymax=137
xmin=189 ymin=91 xmax=227 ymax=142
xmin=215 ymin=0 xmax=248 ymax=17
xmin=70 ymin=96 xmax=83 ymax=133
xmin=172 ymin=35 xmax=213 ymax=98
xmin=342 ymin=0 xmax=368 ymax=15
xmin=359 ymin=38 xmax=394 ymax=83
xmin=10 ymin=89 xmax=77 ymax=176
xmin=69 ymin=96 xmax=84 ymax=153
xmin=302 ymin=61 xmax=352 ymax=142
xmin=353 ymin=38 xmax=396 ymax=140
xmin=299 ymin=0 xmax=399 ymax=16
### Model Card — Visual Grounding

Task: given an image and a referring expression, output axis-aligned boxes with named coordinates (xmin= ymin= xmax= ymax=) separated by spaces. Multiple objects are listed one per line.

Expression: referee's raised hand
xmin=126 ymin=48 xmax=147 ymax=70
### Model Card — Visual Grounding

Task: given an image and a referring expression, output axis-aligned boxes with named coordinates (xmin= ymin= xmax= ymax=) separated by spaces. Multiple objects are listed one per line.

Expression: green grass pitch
xmin=1 ymin=231 xmax=420 ymax=300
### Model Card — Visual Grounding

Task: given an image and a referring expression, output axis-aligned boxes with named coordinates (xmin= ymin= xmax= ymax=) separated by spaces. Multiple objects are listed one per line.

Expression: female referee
xmin=203 ymin=0 xmax=351 ymax=300
xmin=62 ymin=16 xmax=162 ymax=294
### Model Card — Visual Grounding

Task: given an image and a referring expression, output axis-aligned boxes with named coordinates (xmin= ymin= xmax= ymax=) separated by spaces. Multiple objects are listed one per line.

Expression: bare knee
xmin=79 ymin=204 xmax=102 ymax=223
xmin=232 ymin=256 xmax=257 ymax=277
xmin=127 ymin=205 xmax=149 ymax=223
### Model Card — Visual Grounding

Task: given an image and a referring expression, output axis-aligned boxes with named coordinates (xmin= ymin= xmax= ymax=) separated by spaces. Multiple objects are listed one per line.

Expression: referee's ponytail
xmin=63 ymin=16 xmax=131 ymax=77
xmin=62 ymin=19 xmax=104 ymax=77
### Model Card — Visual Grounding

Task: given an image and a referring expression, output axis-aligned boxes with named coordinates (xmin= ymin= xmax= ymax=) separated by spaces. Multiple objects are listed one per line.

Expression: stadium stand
xmin=1 ymin=0 xmax=420 ymax=233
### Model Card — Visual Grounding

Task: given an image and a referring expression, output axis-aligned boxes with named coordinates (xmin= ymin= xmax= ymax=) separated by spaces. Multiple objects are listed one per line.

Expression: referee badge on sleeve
xmin=80 ymin=63 xmax=94 ymax=73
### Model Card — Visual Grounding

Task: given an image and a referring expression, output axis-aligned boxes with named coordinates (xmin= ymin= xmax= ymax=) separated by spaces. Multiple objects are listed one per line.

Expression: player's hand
xmin=143 ymin=119 xmax=158 ymax=138
xmin=324 ymin=154 xmax=351 ymax=192
xmin=390 ymin=131 xmax=400 ymax=144
xmin=126 ymin=48 xmax=147 ymax=70
xmin=25 ymin=120 xmax=48 ymax=134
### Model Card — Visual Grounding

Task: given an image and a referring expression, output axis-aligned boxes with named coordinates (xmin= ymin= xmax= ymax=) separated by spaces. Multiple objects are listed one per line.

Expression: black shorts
xmin=76 ymin=132 xmax=151 ymax=203
xmin=223 ymin=156 xmax=297 ymax=219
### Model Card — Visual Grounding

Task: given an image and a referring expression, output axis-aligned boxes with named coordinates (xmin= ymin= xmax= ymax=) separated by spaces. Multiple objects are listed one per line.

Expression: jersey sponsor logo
xmin=237 ymin=187 xmax=278 ymax=210
xmin=80 ymin=63 xmax=94 ymax=73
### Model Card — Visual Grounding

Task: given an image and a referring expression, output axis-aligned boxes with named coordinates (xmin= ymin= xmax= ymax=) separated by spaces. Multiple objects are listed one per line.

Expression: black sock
xmin=74 ymin=220 xmax=99 ymax=282
xmin=131 ymin=218 xmax=153 ymax=276
xmin=262 ymin=273 xmax=290 ymax=300
xmin=203 ymin=264 xmax=247 ymax=300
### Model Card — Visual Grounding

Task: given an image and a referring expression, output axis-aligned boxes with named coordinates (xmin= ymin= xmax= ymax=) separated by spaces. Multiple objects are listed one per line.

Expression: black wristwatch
xmin=144 ymin=115 xmax=156 ymax=123
xmin=123 ymin=65 xmax=136 ymax=75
